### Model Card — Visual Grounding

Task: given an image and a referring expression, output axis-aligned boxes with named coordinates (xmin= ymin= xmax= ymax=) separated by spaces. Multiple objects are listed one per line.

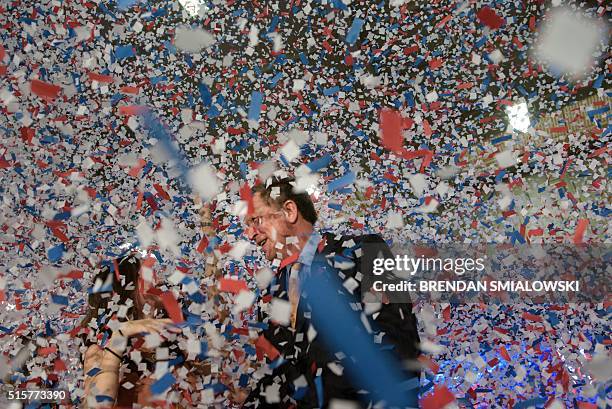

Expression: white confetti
xmin=233 ymin=290 xmax=256 ymax=314
xmin=533 ymin=7 xmax=607 ymax=79
xmin=408 ymin=173 xmax=427 ymax=197
xmin=495 ymin=150 xmax=517 ymax=169
xmin=174 ymin=26 xmax=215 ymax=53
xmin=270 ymin=298 xmax=291 ymax=326
xmin=188 ymin=163 xmax=220 ymax=202
xmin=255 ymin=267 xmax=274 ymax=289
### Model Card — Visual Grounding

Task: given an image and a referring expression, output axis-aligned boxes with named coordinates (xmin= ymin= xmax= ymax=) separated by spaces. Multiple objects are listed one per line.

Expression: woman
xmin=81 ymin=204 xmax=218 ymax=408
xmin=80 ymin=253 xmax=177 ymax=408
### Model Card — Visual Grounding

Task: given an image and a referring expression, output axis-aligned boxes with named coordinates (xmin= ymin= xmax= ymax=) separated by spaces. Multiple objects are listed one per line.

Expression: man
xmin=240 ymin=176 xmax=420 ymax=408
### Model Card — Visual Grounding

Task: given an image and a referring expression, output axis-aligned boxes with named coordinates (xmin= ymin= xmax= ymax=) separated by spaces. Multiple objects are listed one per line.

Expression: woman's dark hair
xmin=252 ymin=176 xmax=318 ymax=224
xmin=80 ymin=254 xmax=145 ymax=345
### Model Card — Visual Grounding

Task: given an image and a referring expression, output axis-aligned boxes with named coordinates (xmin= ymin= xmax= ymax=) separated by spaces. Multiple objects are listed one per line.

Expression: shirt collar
xmin=277 ymin=230 xmax=323 ymax=273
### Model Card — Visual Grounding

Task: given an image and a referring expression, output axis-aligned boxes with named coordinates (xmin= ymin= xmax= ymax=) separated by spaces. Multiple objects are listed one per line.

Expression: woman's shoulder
xmin=83 ymin=344 xmax=102 ymax=359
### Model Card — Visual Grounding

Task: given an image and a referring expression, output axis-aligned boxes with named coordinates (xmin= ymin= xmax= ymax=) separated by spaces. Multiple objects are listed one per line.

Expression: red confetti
xmin=428 ymin=58 xmax=443 ymax=70
xmin=379 ymin=108 xmax=404 ymax=153
xmin=421 ymin=385 xmax=456 ymax=409
xmin=499 ymin=346 xmax=511 ymax=362
xmin=161 ymin=291 xmax=184 ymax=323
xmin=573 ymin=219 xmax=588 ymax=244
xmin=120 ymin=85 xmax=140 ymax=94
xmin=522 ymin=312 xmax=543 ymax=322
xmin=476 ymin=7 xmax=505 ymax=30
xmin=422 ymin=119 xmax=432 ymax=137
xmin=442 ymin=305 xmax=451 ymax=321
xmin=153 ymin=183 xmax=171 ymax=201
xmin=38 ymin=346 xmax=58 ymax=356
xmin=219 ymin=278 xmax=248 ymax=294
xmin=87 ymin=72 xmax=115 ymax=83
xmin=54 ymin=358 xmax=67 ymax=372
xmin=240 ymin=183 xmax=254 ymax=215
xmin=30 ymin=79 xmax=62 ymax=100
xmin=118 ymin=105 xmax=146 ymax=116
xmin=196 ymin=236 xmax=209 ymax=253
xmin=255 ymin=335 xmax=280 ymax=361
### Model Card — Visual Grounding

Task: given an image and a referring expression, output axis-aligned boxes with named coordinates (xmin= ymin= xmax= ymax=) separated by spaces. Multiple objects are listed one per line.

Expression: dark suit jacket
xmin=244 ymin=233 xmax=420 ymax=408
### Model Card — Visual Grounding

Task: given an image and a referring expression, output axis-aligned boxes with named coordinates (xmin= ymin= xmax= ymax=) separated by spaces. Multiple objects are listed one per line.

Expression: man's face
xmin=245 ymin=193 xmax=289 ymax=261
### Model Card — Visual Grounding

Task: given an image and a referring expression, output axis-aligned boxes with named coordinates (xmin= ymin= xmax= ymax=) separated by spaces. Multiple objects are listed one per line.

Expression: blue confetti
xmin=47 ymin=244 xmax=64 ymax=263
xmin=51 ymin=295 xmax=69 ymax=306
xmin=114 ymin=45 xmax=136 ymax=60
xmin=514 ymin=397 xmax=546 ymax=409
xmin=306 ymin=154 xmax=332 ymax=173
xmin=326 ymin=171 xmax=355 ymax=193
xmin=248 ymin=91 xmax=264 ymax=122
xmin=198 ymin=82 xmax=212 ymax=107
xmin=302 ymin=257 xmax=419 ymax=407
xmin=346 ymin=18 xmax=365 ymax=45
xmin=150 ymin=372 xmax=175 ymax=395
xmin=117 ymin=0 xmax=139 ymax=10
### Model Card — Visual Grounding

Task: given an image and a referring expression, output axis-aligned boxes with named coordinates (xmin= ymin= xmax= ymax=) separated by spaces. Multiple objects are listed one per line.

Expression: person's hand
xmin=196 ymin=197 xmax=215 ymax=236
xmin=116 ymin=318 xmax=175 ymax=338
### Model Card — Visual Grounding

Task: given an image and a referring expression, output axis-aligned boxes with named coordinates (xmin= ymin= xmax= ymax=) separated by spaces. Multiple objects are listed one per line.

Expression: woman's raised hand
xmin=116 ymin=318 xmax=176 ymax=338
xmin=196 ymin=196 xmax=215 ymax=237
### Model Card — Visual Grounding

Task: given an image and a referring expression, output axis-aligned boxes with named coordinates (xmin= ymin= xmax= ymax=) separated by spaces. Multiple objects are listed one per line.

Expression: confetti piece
xmin=115 ymin=44 xmax=136 ymax=60
xmin=573 ymin=219 xmax=589 ymax=244
xmin=174 ymin=26 xmax=215 ymax=53
xmin=233 ymin=290 xmax=256 ymax=314
xmin=302 ymin=258 xmax=419 ymax=407
xmin=269 ymin=298 xmax=291 ymax=326
xmin=161 ymin=291 xmax=185 ymax=323
xmin=150 ymin=372 xmax=176 ymax=395
xmin=495 ymin=150 xmax=517 ymax=169
xmin=188 ymin=163 xmax=220 ymax=202
xmin=248 ymin=91 xmax=264 ymax=123
xmin=255 ymin=335 xmax=280 ymax=361
xmin=533 ymin=7 xmax=607 ymax=78
xmin=219 ymin=278 xmax=248 ymax=294
xmin=30 ymin=79 xmax=62 ymax=100
xmin=87 ymin=72 xmax=115 ymax=83
xmin=280 ymin=139 xmax=301 ymax=162
xmin=476 ymin=7 xmax=505 ymax=30
xmin=51 ymin=295 xmax=69 ymax=306
xmin=47 ymin=244 xmax=65 ymax=263
xmin=421 ymin=385 xmax=456 ymax=409
xmin=327 ymin=171 xmax=355 ymax=193
xmin=255 ymin=267 xmax=274 ymax=289
xmin=379 ymin=109 xmax=404 ymax=153
xmin=346 ymin=18 xmax=365 ymax=45
xmin=408 ymin=174 xmax=427 ymax=197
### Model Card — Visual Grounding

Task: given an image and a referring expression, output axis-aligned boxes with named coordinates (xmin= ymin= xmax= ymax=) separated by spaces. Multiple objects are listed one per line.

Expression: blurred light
xmin=506 ymin=102 xmax=530 ymax=133
xmin=118 ymin=242 xmax=150 ymax=258
xmin=178 ymin=0 xmax=207 ymax=16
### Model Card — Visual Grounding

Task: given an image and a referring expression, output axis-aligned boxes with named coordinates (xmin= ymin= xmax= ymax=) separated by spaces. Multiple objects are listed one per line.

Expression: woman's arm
xmin=83 ymin=319 xmax=173 ymax=408
xmin=198 ymin=201 xmax=221 ymax=277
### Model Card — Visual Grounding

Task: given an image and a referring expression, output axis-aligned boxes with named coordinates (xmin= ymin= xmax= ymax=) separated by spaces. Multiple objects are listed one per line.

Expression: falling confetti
xmin=0 ymin=0 xmax=609 ymax=407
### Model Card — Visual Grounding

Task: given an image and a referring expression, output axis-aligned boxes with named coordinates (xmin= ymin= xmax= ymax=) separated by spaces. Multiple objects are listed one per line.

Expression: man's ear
xmin=282 ymin=200 xmax=299 ymax=224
